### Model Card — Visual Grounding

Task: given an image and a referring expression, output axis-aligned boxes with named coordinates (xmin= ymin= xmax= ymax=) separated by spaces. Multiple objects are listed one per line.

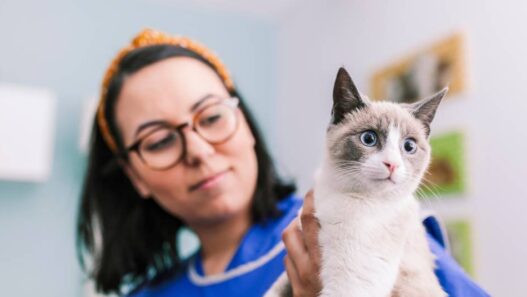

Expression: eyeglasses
xmin=125 ymin=97 xmax=240 ymax=170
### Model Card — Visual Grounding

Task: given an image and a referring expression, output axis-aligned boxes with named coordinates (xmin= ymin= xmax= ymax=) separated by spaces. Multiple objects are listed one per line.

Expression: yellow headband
xmin=97 ymin=28 xmax=235 ymax=153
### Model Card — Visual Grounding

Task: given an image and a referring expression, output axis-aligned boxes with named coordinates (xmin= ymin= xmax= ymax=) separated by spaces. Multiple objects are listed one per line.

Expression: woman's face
xmin=115 ymin=57 xmax=258 ymax=227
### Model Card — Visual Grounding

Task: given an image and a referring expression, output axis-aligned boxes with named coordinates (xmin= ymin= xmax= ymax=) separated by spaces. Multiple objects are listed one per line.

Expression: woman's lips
xmin=189 ymin=169 xmax=230 ymax=192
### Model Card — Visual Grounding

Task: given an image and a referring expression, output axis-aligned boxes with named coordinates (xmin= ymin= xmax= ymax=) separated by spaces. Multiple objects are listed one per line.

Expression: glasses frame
xmin=124 ymin=96 xmax=240 ymax=170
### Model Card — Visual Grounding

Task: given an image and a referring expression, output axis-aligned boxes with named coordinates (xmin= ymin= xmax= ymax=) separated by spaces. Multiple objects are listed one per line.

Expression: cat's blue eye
xmin=360 ymin=131 xmax=378 ymax=147
xmin=403 ymin=138 xmax=417 ymax=154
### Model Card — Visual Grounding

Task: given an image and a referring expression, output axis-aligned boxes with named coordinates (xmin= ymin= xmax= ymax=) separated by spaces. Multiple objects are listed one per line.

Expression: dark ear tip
xmin=337 ymin=67 xmax=348 ymax=76
xmin=438 ymin=87 xmax=449 ymax=97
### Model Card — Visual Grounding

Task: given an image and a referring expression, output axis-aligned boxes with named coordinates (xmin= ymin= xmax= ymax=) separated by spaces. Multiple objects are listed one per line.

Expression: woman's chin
xmin=193 ymin=196 xmax=251 ymax=225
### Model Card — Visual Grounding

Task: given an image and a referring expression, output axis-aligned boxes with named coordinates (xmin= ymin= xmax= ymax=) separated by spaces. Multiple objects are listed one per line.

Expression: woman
xmin=77 ymin=29 xmax=489 ymax=297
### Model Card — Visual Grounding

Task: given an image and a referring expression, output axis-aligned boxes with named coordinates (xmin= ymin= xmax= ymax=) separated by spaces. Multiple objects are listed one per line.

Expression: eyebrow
xmin=134 ymin=94 xmax=216 ymax=137
xmin=190 ymin=94 xmax=215 ymax=112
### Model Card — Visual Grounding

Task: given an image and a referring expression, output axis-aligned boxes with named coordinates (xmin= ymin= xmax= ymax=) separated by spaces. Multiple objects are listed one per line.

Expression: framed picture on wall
xmin=370 ymin=33 xmax=467 ymax=103
xmin=418 ymin=131 xmax=467 ymax=198
xmin=446 ymin=219 xmax=475 ymax=277
xmin=0 ymin=83 xmax=56 ymax=182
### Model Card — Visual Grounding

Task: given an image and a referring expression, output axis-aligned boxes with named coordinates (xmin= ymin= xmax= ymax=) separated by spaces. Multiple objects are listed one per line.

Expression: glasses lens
xmin=195 ymin=104 xmax=238 ymax=143
xmin=139 ymin=127 xmax=183 ymax=169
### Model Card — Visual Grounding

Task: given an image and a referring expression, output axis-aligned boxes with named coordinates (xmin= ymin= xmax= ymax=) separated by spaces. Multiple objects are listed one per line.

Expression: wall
xmin=274 ymin=1 xmax=527 ymax=296
xmin=0 ymin=1 xmax=276 ymax=296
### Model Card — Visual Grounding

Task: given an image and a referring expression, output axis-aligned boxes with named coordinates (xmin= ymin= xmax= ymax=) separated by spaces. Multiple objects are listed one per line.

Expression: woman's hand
xmin=281 ymin=190 xmax=322 ymax=297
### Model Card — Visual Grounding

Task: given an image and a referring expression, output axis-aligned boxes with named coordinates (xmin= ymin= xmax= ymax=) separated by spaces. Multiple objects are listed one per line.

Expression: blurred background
xmin=0 ymin=0 xmax=525 ymax=296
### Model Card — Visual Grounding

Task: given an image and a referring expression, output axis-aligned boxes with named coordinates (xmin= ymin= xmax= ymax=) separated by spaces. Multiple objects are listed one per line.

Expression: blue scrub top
xmin=129 ymin=195 xmax=490 ymax=297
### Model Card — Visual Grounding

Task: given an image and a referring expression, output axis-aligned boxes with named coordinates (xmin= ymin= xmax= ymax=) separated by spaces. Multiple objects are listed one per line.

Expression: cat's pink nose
xmin=383 ymin=162 xmax=398 ymax=173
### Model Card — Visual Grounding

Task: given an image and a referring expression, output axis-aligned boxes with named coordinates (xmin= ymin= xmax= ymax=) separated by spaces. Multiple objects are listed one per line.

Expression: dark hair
xmin=76 ymin=45 xmax=295 ymax=295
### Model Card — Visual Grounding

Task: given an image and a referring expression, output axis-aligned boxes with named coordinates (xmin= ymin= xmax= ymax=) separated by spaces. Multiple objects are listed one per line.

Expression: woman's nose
xmin=183 ymin=130 xmax=215 ymax=166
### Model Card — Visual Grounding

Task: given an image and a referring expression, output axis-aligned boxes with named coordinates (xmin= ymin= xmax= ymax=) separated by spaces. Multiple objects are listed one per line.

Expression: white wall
xmin=274 ymin=1 xmax=527 ymax=296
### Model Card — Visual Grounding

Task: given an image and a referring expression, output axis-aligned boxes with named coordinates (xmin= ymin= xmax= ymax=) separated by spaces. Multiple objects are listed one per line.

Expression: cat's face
xmin=326 ymin=68 xmax=447 ymax=198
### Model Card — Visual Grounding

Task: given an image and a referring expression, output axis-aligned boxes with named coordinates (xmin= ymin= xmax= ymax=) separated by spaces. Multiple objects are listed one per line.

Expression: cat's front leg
xmin=391 ymin=225 xmax=447 ymax=297
xmin=317 ymin=227 xmax=402 ymax=297
xmin=391 ymin=266 xmax=447 ymax=297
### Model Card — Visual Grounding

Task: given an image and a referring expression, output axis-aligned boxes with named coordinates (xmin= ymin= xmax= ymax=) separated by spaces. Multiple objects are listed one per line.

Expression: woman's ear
xmin=121 ymin=161 xmax=152 ymax=199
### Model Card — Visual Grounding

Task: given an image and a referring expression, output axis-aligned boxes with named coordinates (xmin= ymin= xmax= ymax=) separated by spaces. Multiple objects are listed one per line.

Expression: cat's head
xmin=326 ymin=67 xmax=447 ymax=198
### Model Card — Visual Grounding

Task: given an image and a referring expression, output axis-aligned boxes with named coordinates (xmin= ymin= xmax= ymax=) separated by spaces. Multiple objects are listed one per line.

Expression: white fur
xmin=265 ymin=124 xmax=446 ymax=297
xmin=310 ymin=126 xmax=446 ymax=297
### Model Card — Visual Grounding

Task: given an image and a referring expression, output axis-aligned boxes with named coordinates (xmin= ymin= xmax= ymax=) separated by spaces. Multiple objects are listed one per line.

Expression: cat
xmin=265 ymin=67 xmax=448 ymax=297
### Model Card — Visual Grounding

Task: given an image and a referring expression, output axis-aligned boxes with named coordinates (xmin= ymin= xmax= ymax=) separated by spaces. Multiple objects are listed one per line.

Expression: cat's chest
xmin=314 ymin=188 xmax=417 ymax=245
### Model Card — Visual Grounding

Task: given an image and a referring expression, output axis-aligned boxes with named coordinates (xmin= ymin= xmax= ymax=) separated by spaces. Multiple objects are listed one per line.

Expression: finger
xmin=282 ymin=219 xmax=310 ymax=273
xmin=301 ymin=190 xmax=321 ymax=265
xmin=284 ymin=255 xmax=301 ymax=295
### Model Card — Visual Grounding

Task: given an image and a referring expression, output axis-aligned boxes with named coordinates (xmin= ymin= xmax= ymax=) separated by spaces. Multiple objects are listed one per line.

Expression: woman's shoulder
xmin=126 ymin=195 xmax=302 ymax=297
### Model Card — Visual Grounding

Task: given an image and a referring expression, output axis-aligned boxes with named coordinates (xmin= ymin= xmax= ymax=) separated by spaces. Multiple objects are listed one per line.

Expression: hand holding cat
xmin=282 ymin=190 xmax=322 ymax=297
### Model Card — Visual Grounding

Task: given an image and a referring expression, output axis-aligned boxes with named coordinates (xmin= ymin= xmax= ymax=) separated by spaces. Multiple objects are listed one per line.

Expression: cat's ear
xmin=409 ymin=87 xmax=448 ymax=136
xmin=331 ymin=67 xmax=366 ymax=125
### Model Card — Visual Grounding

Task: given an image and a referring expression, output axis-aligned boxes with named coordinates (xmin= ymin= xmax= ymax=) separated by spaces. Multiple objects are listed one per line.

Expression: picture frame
xmin=418 ymin=131 xmax=467 ymax=198
xmin=370 ymin=33 xmax=466 ymax=103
